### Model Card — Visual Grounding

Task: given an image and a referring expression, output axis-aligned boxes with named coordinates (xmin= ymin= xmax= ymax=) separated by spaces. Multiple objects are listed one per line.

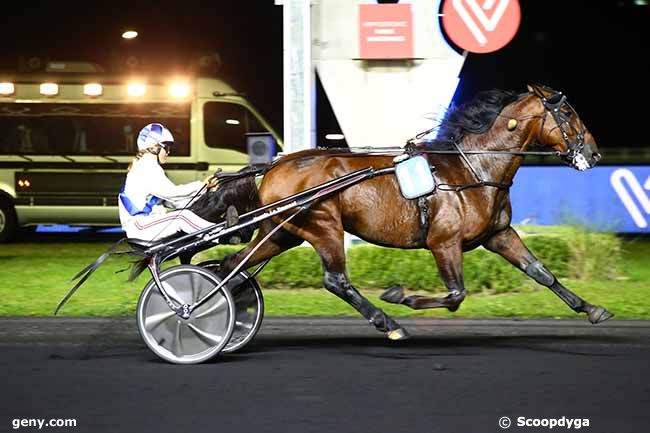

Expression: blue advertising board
xmin=510 ymin=166 xmax=650 ymax=233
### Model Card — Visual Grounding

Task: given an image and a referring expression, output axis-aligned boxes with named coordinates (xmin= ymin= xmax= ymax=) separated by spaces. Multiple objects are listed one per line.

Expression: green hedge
xmin=194 ymin=226 xmax=622 ymax=294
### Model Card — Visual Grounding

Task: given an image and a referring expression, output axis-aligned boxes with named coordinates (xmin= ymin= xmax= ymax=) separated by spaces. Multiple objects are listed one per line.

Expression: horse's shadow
xmin=231 ymin=334 xmax=632 ymax=359
xmin=46 ymin=314 xmax=636 ymax=362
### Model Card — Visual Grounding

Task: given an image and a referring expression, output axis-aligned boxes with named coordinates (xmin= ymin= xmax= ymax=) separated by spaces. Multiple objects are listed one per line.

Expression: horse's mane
xmin=434 ymin=89 xmax=520 ymax=143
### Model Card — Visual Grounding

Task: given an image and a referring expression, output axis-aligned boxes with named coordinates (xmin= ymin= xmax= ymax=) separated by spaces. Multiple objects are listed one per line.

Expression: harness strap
xmin=215 ymin=164 xmax=272 ymax=185
xmin=437 ymin=180 xmax=512 ymax=192
xmin=417 ymin=196 xmax=430 ymax=244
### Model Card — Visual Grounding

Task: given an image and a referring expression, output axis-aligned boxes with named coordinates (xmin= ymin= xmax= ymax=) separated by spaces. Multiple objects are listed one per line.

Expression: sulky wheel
xmin=136 ymin=265 xmax=235 ymax=364
xmin=199 ymin=260 xmax=264 ymax=353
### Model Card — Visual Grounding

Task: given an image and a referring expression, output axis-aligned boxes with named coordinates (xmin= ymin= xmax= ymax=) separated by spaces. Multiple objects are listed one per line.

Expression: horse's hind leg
xmin=381 ymin=239 xmax=466 ymax=312
xmin=284 ymin=213 xmax=408 ymax=340
xmin=323 ymin=269 xmax=408 ymax=340
xmin=483 ymin=226 xmax=613 ymax=324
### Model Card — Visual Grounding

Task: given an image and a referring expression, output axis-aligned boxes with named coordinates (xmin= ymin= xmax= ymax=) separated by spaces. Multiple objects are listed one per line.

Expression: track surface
xmin=1 ymin=317 xmax=648 ymax=433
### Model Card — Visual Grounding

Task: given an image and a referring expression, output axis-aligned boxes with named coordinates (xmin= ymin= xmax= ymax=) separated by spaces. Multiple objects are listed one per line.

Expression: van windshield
xmin=0 ymin=103 xmax=191 ymax=156
xmin=203 ymin=101 xmax=268 ymax=153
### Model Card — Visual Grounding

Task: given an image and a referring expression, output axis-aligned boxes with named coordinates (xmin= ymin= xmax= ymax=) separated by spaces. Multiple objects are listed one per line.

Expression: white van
xmin=0 ymin=63 xmax=280 ymax=241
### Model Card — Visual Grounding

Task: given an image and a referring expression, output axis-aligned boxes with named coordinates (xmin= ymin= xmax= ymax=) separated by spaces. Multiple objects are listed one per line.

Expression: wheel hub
xmin=176 ymin=303 xmax=192 ymax=319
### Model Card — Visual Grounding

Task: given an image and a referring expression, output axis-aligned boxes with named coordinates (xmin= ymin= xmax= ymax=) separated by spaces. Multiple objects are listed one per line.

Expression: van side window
xmin=0 ymin=103 xmax=191 ymax=156
xmin=203 ymin=102 xmax=267 ymax=153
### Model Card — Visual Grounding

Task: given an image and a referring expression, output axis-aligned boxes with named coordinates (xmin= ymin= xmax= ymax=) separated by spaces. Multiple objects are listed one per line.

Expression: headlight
xmin=83 ymin=83 xmax=103 ymax=96
xmin=0 ymin=82 xmax=14 ymax=95
xmin=40 ymin=83 xmax=59 ymax=96
xmin=127 ymin=82 xmax=146 ymax=97
xmin=169 ymin=82 xmax=190 ymax=98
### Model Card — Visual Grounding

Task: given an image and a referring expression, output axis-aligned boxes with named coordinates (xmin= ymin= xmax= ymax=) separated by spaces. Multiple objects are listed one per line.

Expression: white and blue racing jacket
xmin=118 ymin=154 xmax=204 ymax=227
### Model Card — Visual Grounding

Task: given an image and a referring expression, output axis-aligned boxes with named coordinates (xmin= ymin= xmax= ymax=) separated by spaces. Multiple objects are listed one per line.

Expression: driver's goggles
xmin=160 ymin=141 xmax=174 ymax=155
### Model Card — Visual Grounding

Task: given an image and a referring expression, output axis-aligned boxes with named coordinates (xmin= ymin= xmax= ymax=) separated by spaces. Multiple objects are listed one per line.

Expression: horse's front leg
xmin=483 ymin=226 xmax=613 ymax=324
xmin=381 ymin=240 xmax=466 ymax=312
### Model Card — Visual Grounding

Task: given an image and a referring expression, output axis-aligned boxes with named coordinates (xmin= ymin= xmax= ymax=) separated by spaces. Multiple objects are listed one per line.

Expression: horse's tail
xmin=127 ymin=256 xmax=150 ymax=282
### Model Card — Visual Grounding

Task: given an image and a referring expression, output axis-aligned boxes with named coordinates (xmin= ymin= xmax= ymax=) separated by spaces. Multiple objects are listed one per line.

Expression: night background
xmin=0 ymin=0 xmax=647 ymax=152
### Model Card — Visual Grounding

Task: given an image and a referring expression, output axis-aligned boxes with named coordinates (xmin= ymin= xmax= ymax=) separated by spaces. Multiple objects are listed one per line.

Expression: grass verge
xmin=0 ymin=234 xmax=647 ymax=318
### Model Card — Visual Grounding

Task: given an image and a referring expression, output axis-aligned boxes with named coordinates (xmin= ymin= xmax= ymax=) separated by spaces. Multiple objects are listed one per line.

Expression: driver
xmin=118 ymin=123 xmax=215 ymax=240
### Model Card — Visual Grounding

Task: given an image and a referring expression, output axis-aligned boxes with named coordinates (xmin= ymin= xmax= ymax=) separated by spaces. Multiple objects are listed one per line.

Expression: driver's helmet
xmin=137 ymin=123 xmax=174 ymax=151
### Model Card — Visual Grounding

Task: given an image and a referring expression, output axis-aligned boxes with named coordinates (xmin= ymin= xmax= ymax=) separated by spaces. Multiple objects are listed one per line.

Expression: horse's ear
xmin=527 ymin=83 xmax=556 ymax=99
xmin=527 ymin=83 xmax=545 ymax=95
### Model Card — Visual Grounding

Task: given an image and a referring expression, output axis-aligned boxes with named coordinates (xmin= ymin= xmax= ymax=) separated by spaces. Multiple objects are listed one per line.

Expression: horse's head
xmin=527 ymin=83 xmax=601 ymax=171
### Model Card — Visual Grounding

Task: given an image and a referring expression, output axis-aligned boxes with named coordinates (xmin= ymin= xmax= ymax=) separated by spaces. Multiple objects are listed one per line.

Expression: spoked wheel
xmin=199 ymin=260 xmax=264 ymax=353
xmin=136 ymin=265 xmax=235 ymax=364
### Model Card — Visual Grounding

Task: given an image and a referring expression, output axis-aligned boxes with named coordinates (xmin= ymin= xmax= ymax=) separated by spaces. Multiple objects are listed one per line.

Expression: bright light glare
xmin=83 ymin=83 xmax=103 ymax=96
xmin=40 ymin=83 xmax=58 ymax=96
xmin=127 ymin=82 xmax=146 ymax=97
xmin=0 ymin=82 xmax=14 ymax=95
xmin=325 ymin=134 xmax=345 ymax=140
xmin=169 ymin=82 xmax=190 ymax=98
xmin=122 ymin=30 xmax=138 ymax=39
xmin=225 ymin=119 xmax=240 ymax=125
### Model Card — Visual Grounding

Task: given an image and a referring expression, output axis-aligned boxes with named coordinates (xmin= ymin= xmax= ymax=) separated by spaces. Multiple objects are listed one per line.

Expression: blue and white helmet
xmin=137 ymin=123 xmax=174 ymax=151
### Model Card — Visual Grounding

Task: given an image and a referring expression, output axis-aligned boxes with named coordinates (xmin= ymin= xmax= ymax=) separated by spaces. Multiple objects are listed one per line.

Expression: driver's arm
xmin=148 ymin=164 xmax=203 ymax=201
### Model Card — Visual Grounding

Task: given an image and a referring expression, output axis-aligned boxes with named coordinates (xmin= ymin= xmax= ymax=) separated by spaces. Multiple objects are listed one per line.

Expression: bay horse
xmin=191 ymin=83 xmax=612 ymax=340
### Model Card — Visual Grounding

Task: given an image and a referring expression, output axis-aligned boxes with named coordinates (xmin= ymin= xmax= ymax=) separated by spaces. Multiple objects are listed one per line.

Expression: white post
xmin=278 ymin=0 xmax=315 ymax=154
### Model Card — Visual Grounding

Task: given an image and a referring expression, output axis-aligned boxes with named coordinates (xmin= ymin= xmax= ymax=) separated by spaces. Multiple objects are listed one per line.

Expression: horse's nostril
xmin=593 ymin=152 xmax=602 ymax=161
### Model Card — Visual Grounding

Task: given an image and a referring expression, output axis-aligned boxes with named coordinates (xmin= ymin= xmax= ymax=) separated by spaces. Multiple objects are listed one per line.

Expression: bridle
xmin=532 ymin=85 xmax=595 ymax=171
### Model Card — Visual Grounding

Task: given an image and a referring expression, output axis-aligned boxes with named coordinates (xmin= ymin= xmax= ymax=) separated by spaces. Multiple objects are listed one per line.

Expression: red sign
xmin=359 ymin=4 xmax=413 ymax=59
xmin=441 ymin=0 xmax=521 ymax=54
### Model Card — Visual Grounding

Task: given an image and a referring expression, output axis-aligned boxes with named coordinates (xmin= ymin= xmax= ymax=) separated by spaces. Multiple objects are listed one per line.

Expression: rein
xmin=217 ymin=88 xmax=582 ymax=194
xmin=309 ymin=145 xmax=566 ymax=193
xmin=314 ymin=146 xmax=568 ymax=157
xmin=223 ymin=144 xmax=559 ymax=195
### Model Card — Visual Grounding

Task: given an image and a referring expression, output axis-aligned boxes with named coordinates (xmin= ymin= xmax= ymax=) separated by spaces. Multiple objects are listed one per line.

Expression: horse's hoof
xmin=586 ymin=304 xmax=614 ymax=324
xmin=387 ymin=327 xmax=410 ymax=341
xmin=380 ymin=285 xmax=405 ymax=304
xmin=445 ymin=290 xmax=466 ymax=312
xmin=369 ymin=311 xmax=391 ymax=332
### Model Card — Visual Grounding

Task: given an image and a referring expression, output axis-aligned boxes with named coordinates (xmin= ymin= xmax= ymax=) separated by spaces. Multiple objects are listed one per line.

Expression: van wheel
xmin=0 ymin=198 xmax=17 ymax=243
